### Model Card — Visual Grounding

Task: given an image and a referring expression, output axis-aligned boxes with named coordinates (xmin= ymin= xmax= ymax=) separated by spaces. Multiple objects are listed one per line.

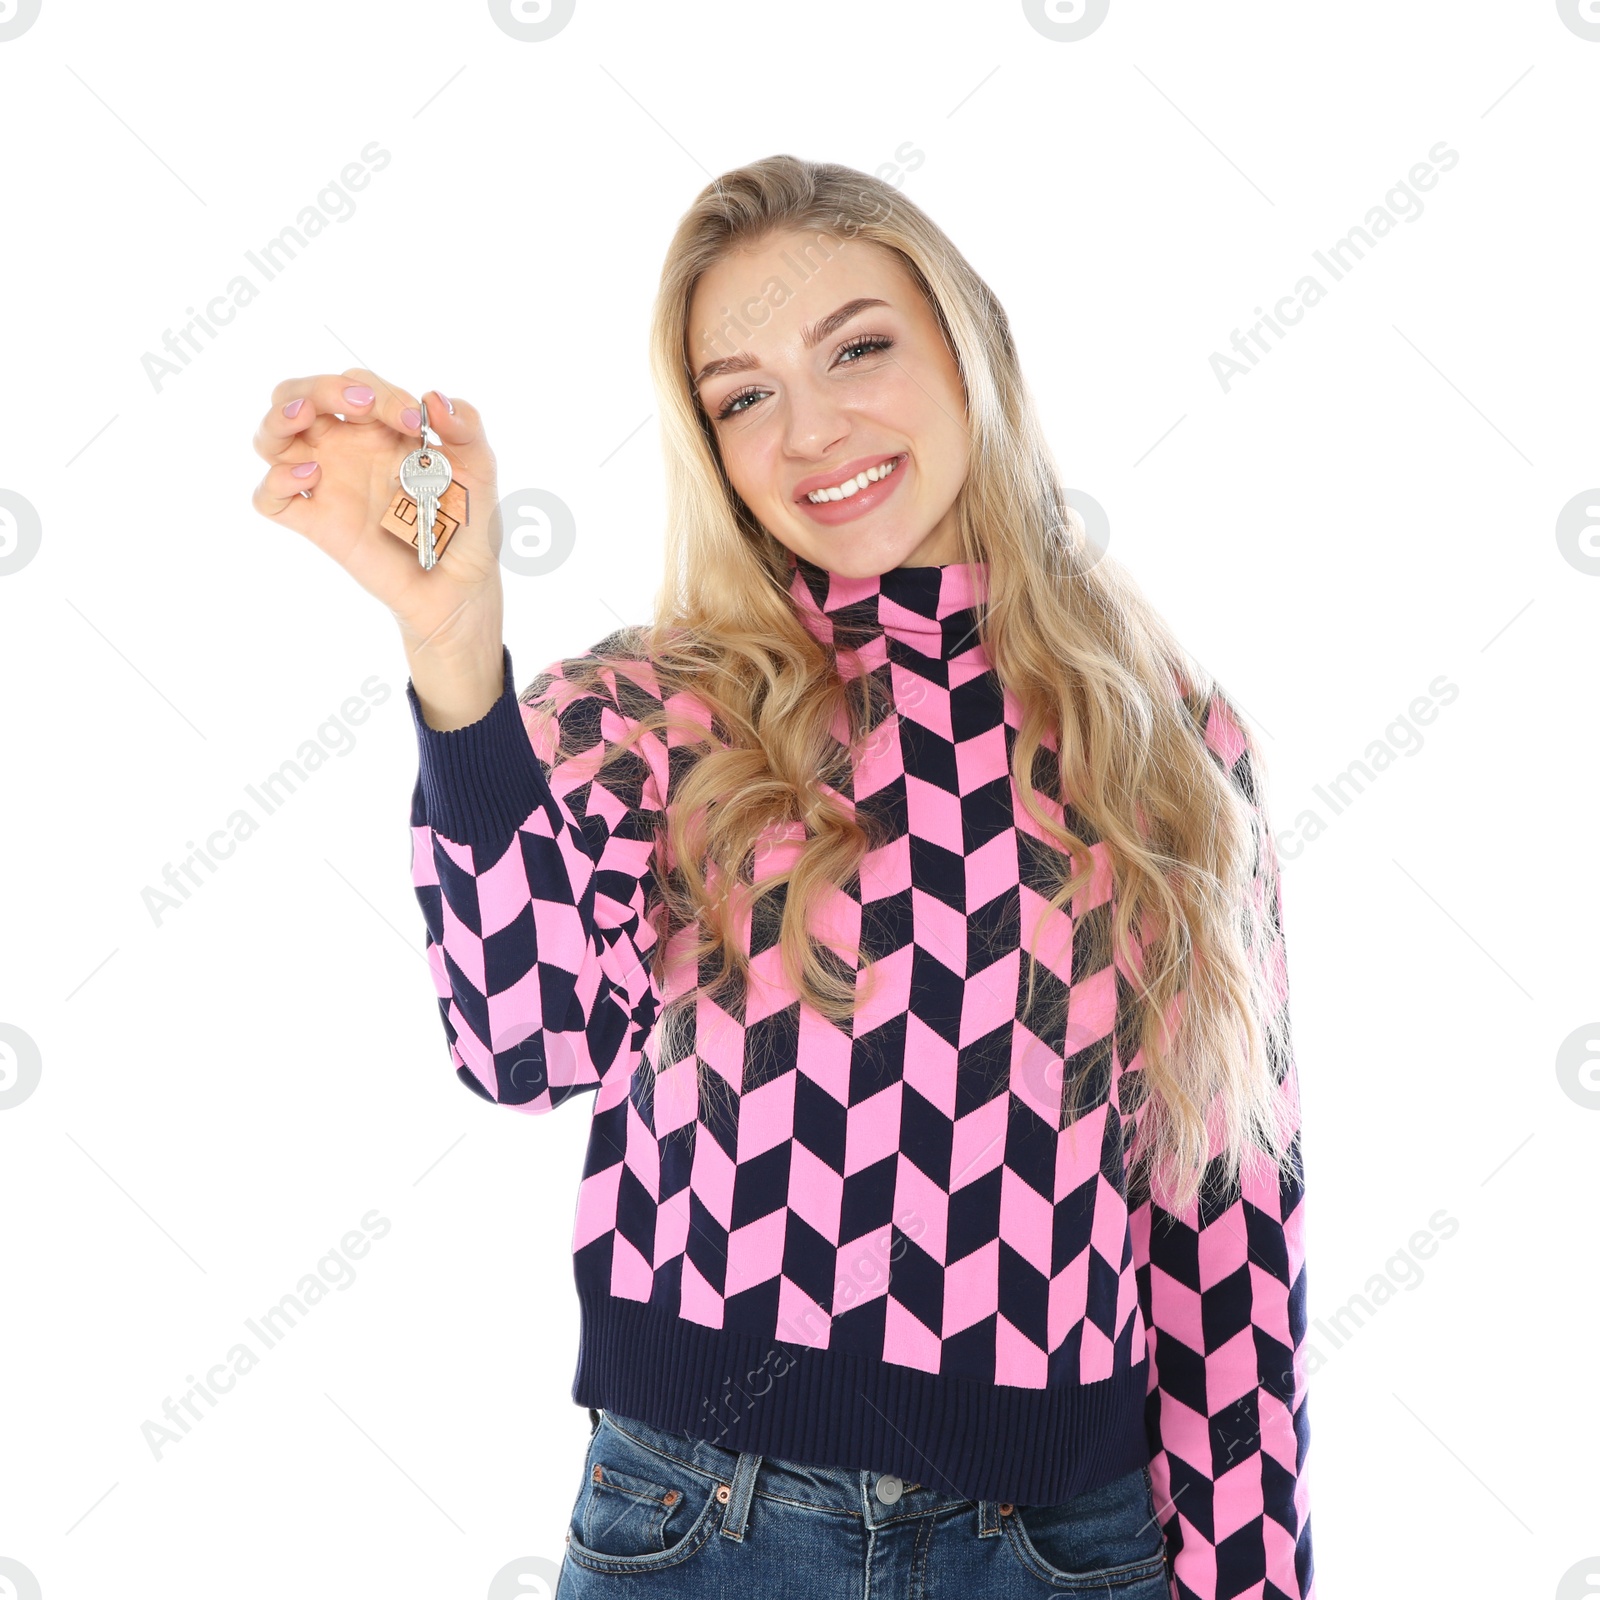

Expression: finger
xmin=418 ymin=388 xmax=497 ymax=482
xmin=338 ymin=366 xmax=423 ymax=437
xmin=250 ymin=458 xmax=324 ymax=520
xmin=254 ymin=370 xmax=421 ymax=464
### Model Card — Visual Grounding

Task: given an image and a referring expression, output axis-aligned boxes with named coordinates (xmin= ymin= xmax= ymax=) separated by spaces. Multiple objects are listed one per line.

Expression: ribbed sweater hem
xmin=569 ymin=1287 xmax=1150 ymax=1505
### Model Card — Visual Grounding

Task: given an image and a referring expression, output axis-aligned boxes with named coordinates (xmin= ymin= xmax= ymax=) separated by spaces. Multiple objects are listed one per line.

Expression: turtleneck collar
xmin=786 ymin=550 xmax=990 ymax=665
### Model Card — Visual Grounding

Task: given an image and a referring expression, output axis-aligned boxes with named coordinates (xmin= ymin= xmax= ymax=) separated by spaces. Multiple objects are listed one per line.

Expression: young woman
xmin=252 ymin=155 xmax=1313 ymax=1600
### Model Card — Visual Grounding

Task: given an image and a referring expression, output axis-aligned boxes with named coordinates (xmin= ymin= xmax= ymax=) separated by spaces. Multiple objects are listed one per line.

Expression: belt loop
xmin=977 ymin=1498 xmax=1003 ymax=1537
xmin=718 ymin=1448 xmax=763 ymax=1542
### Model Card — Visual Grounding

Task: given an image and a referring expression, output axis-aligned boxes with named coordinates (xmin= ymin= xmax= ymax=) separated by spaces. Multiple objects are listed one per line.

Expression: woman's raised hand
xmin=251 ymin=369 xmax=507 ymax=728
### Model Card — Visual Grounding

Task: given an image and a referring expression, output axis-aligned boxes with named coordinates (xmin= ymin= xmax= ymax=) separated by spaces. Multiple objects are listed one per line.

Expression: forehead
xmin=686 ymin=230 xmax=912 ymax=362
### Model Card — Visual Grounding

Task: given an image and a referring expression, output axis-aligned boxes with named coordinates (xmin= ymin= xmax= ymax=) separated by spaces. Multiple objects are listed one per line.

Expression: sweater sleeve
xmin=1129 ymin=690 xmax=1314 ymax=1600
xmin=406 ymin=642 xmax=667 ymax=1113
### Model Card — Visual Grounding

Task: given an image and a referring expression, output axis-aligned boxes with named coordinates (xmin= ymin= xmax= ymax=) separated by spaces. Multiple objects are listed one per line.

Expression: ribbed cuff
xmin=407 ymin=645 xmax=551 ymax=844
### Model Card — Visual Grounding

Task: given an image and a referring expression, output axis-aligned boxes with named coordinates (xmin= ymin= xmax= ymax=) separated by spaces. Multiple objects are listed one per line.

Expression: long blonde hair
xmin=522 ymin=155 xmax=1296 ymax=1213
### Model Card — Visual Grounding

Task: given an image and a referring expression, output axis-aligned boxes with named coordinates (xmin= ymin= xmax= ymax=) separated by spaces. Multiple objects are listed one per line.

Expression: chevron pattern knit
xmin=406 ymin=552 xmax=1313 ymax=1599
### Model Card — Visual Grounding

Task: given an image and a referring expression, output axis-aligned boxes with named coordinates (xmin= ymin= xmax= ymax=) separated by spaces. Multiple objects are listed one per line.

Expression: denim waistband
xmin=590 ymin=1405 xmax=1018 ymax=1531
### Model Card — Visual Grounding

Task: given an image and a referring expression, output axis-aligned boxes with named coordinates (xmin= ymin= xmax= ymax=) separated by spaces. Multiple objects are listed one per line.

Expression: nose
xmin=780 ymin=369 xmax=852 ymax=463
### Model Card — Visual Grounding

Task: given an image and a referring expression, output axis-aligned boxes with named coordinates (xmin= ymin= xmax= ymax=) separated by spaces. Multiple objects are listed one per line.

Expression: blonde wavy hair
xmin=523 ymin=154 xmax=1297 ymax=1213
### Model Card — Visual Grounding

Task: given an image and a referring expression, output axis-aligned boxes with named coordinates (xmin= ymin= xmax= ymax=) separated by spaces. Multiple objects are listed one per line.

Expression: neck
xmin=786 ymin=549 xmax=990 ymax=665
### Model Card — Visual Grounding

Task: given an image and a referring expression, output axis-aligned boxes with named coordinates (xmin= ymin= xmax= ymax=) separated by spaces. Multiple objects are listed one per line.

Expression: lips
xmin=792 ymin=452 xmax=905 ymax=503
xmin=793 ymin=451 xmax=909 ymax=527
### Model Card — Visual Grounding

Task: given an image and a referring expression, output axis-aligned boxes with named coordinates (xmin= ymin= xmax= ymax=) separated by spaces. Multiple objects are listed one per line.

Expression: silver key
xmin=399 ymin=400 xmax=453 ymax=569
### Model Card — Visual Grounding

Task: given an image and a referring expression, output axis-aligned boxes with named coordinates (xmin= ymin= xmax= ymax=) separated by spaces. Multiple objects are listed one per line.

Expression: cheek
xmin=718 ymin=430 xmax=781 ymax=503
xmin=897 ymin=377 xmax=969 ymax=492
xmin=875 ymin=365 xmax=956 ymax=437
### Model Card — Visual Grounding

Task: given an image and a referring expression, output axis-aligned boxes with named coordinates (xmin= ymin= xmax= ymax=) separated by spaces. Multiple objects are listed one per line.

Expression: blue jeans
xmin=555 ymin=1407 xmax=1171 ymax=1597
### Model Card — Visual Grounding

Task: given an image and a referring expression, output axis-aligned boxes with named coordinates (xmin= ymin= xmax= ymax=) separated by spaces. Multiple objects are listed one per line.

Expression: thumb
xmin=418 ymin=388 xmax=496 ymax=488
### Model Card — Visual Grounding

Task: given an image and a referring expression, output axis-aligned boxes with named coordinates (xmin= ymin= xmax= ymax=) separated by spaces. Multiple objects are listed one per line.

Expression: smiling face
xmin=686 ymin=230 xmax=972 ymax=575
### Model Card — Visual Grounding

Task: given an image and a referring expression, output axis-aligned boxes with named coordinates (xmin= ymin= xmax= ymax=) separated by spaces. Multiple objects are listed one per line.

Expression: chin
xmin=791 ymin=524 xmax=929 ymax=577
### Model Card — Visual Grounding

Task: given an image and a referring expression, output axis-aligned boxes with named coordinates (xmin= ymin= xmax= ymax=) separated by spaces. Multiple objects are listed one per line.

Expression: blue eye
xmin=838 ymin=335 xmax=893 ymax=363
xmin=716 ymin=386 xmax=762 ymax=420
xmin=712 ymin=334 xmax=896 ymax=422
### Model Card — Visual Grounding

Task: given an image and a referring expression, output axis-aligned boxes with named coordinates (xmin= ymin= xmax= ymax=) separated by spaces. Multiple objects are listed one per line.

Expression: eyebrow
xmin=691 ymin=297 xmax=891 ymax=390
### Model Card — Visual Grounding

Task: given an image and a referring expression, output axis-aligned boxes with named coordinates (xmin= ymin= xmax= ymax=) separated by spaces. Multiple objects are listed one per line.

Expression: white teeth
xmin=807 ymin=455 xmax=900 ymax=503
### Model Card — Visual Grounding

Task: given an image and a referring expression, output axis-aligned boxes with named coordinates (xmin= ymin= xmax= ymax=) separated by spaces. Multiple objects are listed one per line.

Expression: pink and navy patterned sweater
xmin=406 ymin=553 xmax=1313 ymax=1600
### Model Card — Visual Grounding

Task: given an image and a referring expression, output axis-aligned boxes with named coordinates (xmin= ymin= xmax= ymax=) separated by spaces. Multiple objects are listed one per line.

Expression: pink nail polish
xmin=438 ymin=392 xmax=455 ymax=415
xmin=291 ymin=461 xmax=318 ymax=478
xmin=283 ymin=398 xmax=305 ymax=419
xmin=343 ymin=385 xmax=375 ymax=405
xmin=401 ymin=407 xmax=421 ymax=430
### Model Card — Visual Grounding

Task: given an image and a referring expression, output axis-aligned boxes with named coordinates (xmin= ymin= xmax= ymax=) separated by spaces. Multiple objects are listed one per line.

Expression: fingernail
xmin=401 ymin=407 xmax=421 ymax=430
xmin=437 ymin=391 xmax=455 ymax=415
xmin=282 ymin=398 xmax=305 ymax=419
xmin=344 ymin=385 xmax=375 ymax=405
xmin=291 ymin=461 xmax=318 ymax=478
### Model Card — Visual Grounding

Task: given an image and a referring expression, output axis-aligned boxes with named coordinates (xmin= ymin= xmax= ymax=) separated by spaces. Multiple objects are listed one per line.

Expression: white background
xmin=2 ymin=1 xmax=1597 ymax=1596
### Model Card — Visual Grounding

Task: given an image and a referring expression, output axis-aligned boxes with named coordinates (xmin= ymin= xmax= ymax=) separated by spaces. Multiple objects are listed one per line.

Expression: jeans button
xmin=874 ymin=1473 xmax=903 ymax=1504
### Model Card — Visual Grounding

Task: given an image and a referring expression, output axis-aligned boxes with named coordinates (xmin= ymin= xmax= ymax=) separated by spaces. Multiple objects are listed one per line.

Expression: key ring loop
xmin=416 ymin=398 xmax=443 ymax=458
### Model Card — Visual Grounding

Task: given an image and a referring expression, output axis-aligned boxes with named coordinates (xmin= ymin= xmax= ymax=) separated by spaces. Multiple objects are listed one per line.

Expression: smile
xmin=793 ymin=452 xmax=910 ymax=527
xmin=797 ymin=453 xmax=905 ymax=503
